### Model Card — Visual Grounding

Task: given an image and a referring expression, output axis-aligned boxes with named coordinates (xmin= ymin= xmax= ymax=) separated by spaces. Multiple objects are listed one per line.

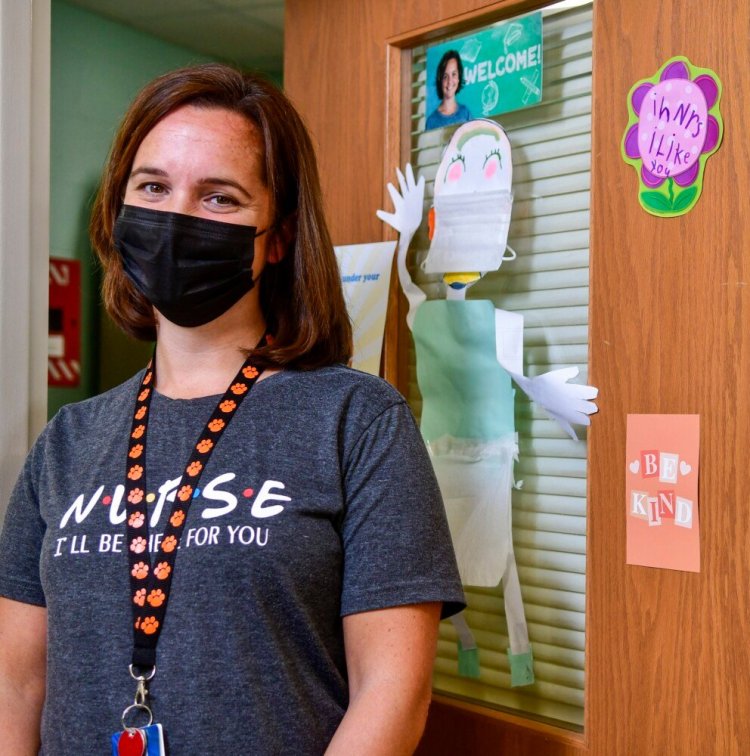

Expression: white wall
xmin=0 ymin=0 xmax=50 ymax=522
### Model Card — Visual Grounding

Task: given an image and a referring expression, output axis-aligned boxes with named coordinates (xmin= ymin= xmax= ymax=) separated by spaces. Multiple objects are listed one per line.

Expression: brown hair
xmin=90 ymin=63 xmax=352 ymax=369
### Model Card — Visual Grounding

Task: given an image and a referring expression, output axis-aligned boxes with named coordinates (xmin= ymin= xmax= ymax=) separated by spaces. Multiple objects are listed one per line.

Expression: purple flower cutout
xmin=624 ymin=60 xmax=720 ymax=188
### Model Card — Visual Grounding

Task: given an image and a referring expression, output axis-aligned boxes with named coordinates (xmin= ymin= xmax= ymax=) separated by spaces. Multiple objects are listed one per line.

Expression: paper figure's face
xmin=433 ymin=120 xmax=512 ymax=197
xmin=424 ymin=120 xmax=514 ymax=281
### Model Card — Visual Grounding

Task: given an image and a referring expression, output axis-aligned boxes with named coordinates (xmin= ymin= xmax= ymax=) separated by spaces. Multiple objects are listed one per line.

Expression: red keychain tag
xmin=112 ymin=723 xmax=165 ymax=755
xmin=117 ymin=728 xmax=146 ymax=756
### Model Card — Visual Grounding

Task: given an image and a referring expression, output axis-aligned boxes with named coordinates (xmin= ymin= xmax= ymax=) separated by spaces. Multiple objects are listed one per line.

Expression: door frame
xmin=0 ymin=0 xmax=50 ymax=522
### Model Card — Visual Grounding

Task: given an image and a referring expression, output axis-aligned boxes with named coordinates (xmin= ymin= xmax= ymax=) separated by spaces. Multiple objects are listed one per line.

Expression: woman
xmin=426 ymin=50 xmax=472 ymax=131
xmin=0 ymin=64 xmax=464 ymax=755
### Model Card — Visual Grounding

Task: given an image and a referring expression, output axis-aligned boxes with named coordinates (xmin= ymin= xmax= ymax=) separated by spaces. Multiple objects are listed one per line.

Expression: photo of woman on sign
xmin=426 ymin=50 xmax=472 ymax=130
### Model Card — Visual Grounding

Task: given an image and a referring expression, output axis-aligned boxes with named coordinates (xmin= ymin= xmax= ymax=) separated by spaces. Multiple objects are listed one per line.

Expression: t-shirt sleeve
xmin=0 ymin=433 xmax=47 ymax=607
xmin=339 ymin=401 xmax=465 ymax=619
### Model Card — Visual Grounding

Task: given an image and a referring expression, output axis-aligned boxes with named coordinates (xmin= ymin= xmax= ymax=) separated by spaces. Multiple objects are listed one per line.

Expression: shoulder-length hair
xmin=435 ymin=50 xmax=464 ymax=101
xmin=90 ymin=63 xmax=352 ymax=370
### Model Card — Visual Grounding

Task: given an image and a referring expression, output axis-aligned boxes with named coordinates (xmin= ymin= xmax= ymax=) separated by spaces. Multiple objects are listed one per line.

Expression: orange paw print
xmin=170 ymin=510 xmax=185 ymax=528
xmin=196 ymin=439 xmax=214 ymax=453
xmin=129 ymin=444 xmax=144 ymax=459
xmin=208 ymin=418 xmax=225 ymax=432
xmin=177 ymin=485 xmax=193 ymax=502
xmin=154 ymin=562 xmax=171 ymax=580
xmin=141 ymin=616 xmax=159 ymax=635
xmin=128 ymin=488 xmax=144 ymax=505
xmin=242 ymin=365 xmax=259 ymax=379
xmin=230 ymin=382 xmax=248 ymax=395
xmin=128 ymin=464 xmax=144 ymax=481
xmin=130 ymin=536 xmax=147 ymax=554
xmin=143 ymin=371 xmax=153 ymax=386
xmin=138 ymin=388 xmax=151 ymax=401
xmin=134 ymin=406 xmax=147 ymax=421
xmin=131 ymin=561 xmax=149 ymax=579
xmin=219 ymin=400 xmax=237 ymax=413
xmin=147 ymin=589 xmax=166 ymax=607
xmin=128 ymin=511 xmax=145 ymax=528
xmin=186 ymin=461 xmax=203 ymax=477
xmin=161 ymin=535 xmax=178 ymax=553
xmin=131 ymin=425 xmax=145 ymax=439
xmin=133 ymin=588 xmax=146 ymax=606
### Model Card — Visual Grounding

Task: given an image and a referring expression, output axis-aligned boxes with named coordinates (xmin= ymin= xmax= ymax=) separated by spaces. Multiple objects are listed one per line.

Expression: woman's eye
xmin=141 ymin=182 xmax=165 ymax=195
xmin=208 ymin=195 xmax=238 ymax=208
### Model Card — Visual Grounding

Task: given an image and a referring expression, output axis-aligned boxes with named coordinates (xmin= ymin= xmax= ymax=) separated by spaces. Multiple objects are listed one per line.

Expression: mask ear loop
xmin=503 ymin=244 xmax=517 ymax=262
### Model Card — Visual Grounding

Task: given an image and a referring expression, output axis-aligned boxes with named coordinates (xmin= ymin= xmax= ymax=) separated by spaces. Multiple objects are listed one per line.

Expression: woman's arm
xmin=0 ymin=597 xmax=47 ymax=755
xmin=326 ymin=602 xmax=441 ymax=756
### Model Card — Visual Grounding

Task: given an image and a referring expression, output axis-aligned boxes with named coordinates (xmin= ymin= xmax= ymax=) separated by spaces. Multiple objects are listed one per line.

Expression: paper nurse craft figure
xmin=377 ymin=119 xmax=598 ymax=686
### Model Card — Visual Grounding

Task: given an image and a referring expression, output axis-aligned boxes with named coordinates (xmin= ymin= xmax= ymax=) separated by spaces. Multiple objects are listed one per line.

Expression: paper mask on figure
xmin=424 ymin=120 xmax=514 ymax=276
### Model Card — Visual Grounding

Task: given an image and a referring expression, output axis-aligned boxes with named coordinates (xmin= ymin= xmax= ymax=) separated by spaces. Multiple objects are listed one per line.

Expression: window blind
xmin=407 ymin=2 xmax=593 ymax=728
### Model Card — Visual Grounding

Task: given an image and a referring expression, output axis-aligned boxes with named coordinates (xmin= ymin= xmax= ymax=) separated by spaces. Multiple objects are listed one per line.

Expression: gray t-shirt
xmin=0 ymin=365 xmax=464 ymax=755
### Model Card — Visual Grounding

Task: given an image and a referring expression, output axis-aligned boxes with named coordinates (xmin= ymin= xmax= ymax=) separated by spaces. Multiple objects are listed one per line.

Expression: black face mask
xmin=113 ymin=204 xmax=267 ymax=328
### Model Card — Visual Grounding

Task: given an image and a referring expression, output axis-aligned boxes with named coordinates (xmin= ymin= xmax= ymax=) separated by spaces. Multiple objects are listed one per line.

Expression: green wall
xmin=49 ymin=1 xmax=218 ymax=418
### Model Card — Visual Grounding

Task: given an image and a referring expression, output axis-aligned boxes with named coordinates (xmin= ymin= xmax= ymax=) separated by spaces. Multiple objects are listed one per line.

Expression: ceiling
xmin=65 ymin=0 xmax=285 ymax=77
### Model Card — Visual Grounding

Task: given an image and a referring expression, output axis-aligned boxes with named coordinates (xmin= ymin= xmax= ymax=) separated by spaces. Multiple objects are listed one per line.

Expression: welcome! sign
xmin=626 ymin=414 xmax=700 ymax=572
xmin=425 ymin=12 xmax=543 ymax=131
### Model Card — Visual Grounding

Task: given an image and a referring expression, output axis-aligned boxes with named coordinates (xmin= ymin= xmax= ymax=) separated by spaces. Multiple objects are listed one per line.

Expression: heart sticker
xmin=118 ymin=729 xmax=146 ymax=756
xmin=629 ymin=459 xmax=640 ymax=474
xmin=679 ymin=460 xmax=692 ymax=476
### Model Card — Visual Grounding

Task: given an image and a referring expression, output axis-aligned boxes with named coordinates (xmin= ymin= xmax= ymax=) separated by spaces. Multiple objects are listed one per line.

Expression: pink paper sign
xmin=626 ymin=414 xmax=700 ymax=572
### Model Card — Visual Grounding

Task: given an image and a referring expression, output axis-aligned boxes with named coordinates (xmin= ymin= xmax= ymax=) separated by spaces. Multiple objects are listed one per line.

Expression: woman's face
xmin=441 ymin=58 xmax=460 ymax=101
xmin=123 ymin=105 xmax=278 ymax=273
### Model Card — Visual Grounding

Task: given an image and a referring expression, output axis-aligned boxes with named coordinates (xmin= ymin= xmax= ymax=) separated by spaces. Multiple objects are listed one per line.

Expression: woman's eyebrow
xmin=197 ymin=177 xmax=252 ymax=199
xmin=129 ymin=166 xmax=168 ymax=179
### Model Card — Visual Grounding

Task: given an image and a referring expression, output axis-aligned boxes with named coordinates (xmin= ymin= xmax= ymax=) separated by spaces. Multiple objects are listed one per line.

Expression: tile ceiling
xmin=65 ymin=0 xmax=284 ymax=77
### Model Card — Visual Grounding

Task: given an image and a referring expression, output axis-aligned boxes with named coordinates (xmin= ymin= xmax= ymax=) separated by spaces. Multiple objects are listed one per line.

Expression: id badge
xmin=111 ymin=724 xmax=166 ymax=756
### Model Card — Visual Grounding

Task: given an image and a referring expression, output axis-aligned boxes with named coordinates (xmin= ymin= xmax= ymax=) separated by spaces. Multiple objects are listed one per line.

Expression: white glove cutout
xmin=510 ymin=366 xmax=599 ymax=440
xmin=376 ymin=164 xmax=426 ymax=330
xmin=376 ymin=164 xmax=425 ymax=237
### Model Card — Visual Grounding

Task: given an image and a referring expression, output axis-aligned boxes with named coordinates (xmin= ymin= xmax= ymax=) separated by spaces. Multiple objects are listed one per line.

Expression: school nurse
xmin=0 ymin=63 xmax=464 ymax=755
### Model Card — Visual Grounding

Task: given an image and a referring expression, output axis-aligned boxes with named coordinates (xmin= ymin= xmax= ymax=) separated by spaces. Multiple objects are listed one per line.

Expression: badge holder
xmin=112 ymin=666 xmax=166 ymax=756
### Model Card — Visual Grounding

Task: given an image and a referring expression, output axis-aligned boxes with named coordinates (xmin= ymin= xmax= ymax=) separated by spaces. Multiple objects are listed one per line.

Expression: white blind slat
xmin=514 ymin=493 xmax=587 ymax=517
xmin=516 ymin=455 xmax=588 ymax=478
xmin=518 ymin=435 xmax=588 ymax=458
xmin=513 ymin=528 xmax=586 ymax=554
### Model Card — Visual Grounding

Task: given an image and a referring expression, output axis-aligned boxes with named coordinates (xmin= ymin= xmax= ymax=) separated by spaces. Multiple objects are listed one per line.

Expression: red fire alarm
xmin=48 ymin=258 xmax=81 ymax=388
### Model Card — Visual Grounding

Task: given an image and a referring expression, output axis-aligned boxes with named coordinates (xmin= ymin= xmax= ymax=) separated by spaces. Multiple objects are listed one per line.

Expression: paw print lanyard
xmin=121 ymin=346 xmax=264 ymax=735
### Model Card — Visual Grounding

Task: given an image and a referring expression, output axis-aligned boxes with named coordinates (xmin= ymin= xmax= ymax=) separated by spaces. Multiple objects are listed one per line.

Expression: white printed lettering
xmin=201 ymin=473 xmax=238 ymax=519
xmin=150 ymin=477 xmax=181 ymax=527
xmin=659 ymin=452 xmax=679 ymax=484
xmin=60 ymin=486 xmax=105 ymax=528
xmin=631 ymin=490 xmax=649 ymax=518
xmin=251 ymin=480 xmax=290 ymax=519
xmin=108 ymin=485 xmax=127 ymax=525
xmin=675 ymin=497 xmax=693 ymax=528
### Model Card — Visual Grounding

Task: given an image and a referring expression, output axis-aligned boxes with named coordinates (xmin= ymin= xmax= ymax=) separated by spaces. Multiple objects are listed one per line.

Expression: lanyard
xmin=124 ymin=347 xmax=265 ymax=678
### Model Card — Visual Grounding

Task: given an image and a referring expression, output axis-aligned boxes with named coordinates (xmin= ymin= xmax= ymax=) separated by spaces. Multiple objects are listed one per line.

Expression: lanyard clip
xmin=129 ymin=663 xmax=156 ymax=706
xmin=135 ymin=676 xmax=148 ymax=705
xmin=123 ymin=664 xmax=156 ymax=732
